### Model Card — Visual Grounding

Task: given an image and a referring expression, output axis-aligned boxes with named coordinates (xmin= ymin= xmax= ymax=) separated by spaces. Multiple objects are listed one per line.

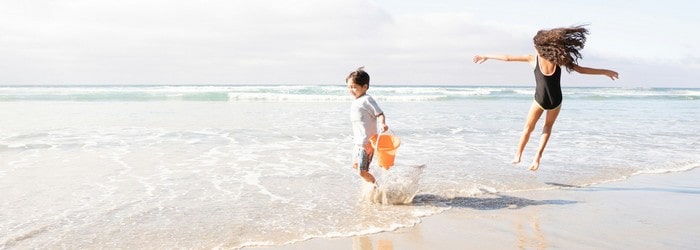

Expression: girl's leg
xmin=513 ymin=102 xmax=544 ymax=164
xmin=530 ymin=107 xmax=561 ymax=171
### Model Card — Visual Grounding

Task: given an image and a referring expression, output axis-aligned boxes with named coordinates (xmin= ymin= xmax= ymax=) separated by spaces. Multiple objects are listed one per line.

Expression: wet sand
xmin=253 ymin=168 xmax=700 ymax=249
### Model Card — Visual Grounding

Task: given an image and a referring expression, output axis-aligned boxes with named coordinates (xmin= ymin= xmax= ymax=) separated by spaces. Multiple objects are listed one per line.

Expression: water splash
xmin=362 ymin=165 xmax=426 ymax=205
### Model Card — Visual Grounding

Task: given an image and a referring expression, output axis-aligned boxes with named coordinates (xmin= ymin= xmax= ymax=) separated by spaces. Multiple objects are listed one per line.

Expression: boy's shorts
xmin=352 ymin=144 xmax=374 ymax=172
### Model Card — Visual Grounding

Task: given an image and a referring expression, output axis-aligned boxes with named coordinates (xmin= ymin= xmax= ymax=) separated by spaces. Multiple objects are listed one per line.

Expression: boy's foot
xmin=362 ymin=180 xmax=378 ymax=189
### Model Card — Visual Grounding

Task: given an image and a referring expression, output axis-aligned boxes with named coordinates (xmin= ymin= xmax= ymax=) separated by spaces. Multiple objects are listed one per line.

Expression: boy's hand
xmin=381 ymin=124 xmax=389 ymax=133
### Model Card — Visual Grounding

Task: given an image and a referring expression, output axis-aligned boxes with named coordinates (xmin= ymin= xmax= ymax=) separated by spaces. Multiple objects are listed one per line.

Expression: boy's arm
xmin=572 ymin=65 xmax=619 ymax=80
xmin=473 ymin=54 xmax=534 ymax=64
xmin=377 ymin=113 xmax=388 ymax=132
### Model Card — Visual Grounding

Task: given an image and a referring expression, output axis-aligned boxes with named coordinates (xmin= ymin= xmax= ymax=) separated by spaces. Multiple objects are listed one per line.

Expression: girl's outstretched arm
xmin=572 ymin=65 xmax=619 ymax=80
xmin=473 ymin=54 xmax=533 ymax=64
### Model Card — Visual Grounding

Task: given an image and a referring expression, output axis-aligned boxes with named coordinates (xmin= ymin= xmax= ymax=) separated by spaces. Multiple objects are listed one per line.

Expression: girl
xmin=473 ymin=25 xmax=619 ymax=171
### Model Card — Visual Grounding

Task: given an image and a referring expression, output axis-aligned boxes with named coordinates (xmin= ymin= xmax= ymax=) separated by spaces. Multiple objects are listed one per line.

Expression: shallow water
xmin=1 ymin=85 xmax=698 ymax=248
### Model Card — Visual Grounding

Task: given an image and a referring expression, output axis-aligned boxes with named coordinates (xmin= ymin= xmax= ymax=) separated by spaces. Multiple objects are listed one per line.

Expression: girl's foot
xmin=529 ymin=158 xmax=541 ymax=171
xmin=511 ymin=155 xmax=522 ymax=164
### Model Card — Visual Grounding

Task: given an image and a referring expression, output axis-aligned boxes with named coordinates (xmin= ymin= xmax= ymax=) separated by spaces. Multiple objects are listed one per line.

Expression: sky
xmin=1 ymin=0 xmax=698 ymax=87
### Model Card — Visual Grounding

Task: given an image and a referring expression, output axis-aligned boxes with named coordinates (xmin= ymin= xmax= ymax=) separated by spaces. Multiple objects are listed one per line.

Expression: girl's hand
xmin=381 ymin=124 xmax=389 ymax=133
xmin=473 ymin=55 xmax=488 ymax=64
xmin=605 ymin=70 xmax=619 ymax=80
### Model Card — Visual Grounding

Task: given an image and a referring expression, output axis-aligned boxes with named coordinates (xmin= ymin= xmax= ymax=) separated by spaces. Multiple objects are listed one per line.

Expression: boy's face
xmin=347 ymin=79 xmax=368 ymax=99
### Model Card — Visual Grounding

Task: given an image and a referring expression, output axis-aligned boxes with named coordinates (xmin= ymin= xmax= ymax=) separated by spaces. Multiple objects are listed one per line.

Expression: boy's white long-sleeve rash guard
xmin=350 ymin=94 xmax=383 ymax=146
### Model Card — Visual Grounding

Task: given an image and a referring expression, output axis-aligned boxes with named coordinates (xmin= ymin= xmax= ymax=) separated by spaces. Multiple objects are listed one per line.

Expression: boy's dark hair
xmin=346 ymin=66 xmax=370 ymax=86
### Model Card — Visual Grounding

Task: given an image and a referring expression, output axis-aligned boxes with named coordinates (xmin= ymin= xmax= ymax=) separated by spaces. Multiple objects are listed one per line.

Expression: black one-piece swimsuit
xmin=533 ymin=56 xmax=562 ymax=110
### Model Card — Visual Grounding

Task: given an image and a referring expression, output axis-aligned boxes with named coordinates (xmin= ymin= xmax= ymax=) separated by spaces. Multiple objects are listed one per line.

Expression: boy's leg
xmin=353 ymin=144 xmax=376 ymax=183
xmin=359 ymin=170 xmax=376 ymax=184
xmin=353 ymin=162 xmax=375 ymax=183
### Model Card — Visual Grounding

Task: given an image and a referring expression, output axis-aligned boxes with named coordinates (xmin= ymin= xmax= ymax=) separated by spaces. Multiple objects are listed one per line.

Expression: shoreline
xmin=252 ymin=168 xmax=700 ymax=249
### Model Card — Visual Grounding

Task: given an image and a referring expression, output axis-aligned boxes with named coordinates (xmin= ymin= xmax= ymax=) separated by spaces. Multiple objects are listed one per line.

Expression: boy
xmin=347 ymin=67 xmax=388 ymax=184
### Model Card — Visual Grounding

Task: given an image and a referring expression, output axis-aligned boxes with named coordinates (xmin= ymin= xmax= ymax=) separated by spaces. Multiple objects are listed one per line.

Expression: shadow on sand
xmin=411 ymin=191 xmax=576 ymax=210
xmin=546 ymin=182 xmax=700 ymax=195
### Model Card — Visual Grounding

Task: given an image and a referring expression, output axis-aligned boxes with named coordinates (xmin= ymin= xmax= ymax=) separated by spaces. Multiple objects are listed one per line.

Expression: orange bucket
xmin=369 ymin=132 xmax=401 ymax=170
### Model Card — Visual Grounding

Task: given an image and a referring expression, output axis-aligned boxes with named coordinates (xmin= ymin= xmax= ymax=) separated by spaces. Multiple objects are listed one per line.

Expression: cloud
xmin=1 ymin=0 xmax=697 ymax=87
xmin=0 ymin=0 xmax=490 ymax=84
xmin=1 ymin=0 xmax=402 ymax=84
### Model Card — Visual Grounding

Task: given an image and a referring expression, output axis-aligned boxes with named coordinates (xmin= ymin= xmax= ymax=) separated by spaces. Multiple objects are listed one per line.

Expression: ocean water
xmin=0 ymin=85 xmax=698 ymax=249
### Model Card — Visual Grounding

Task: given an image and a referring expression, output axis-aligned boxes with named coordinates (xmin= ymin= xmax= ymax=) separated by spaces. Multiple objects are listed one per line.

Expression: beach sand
xmin=253 ymin=168 xmax=700 ymax=249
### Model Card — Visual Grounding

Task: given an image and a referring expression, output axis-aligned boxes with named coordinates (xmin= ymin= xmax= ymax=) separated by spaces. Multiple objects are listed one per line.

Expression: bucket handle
xmin=379 ymin=129 xmax=397 ymax=137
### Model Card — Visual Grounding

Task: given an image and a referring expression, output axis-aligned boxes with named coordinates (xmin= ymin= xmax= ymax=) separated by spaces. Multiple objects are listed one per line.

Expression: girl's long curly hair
xmin=533 ymin=25 xmax=588 ymax=72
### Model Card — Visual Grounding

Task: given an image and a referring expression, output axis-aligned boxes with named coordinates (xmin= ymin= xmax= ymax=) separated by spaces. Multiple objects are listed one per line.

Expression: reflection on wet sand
xmin=352 ymin=236 xmax=393 ymax=250
xmin=515 ymin=209 xmax=548 ymax=250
